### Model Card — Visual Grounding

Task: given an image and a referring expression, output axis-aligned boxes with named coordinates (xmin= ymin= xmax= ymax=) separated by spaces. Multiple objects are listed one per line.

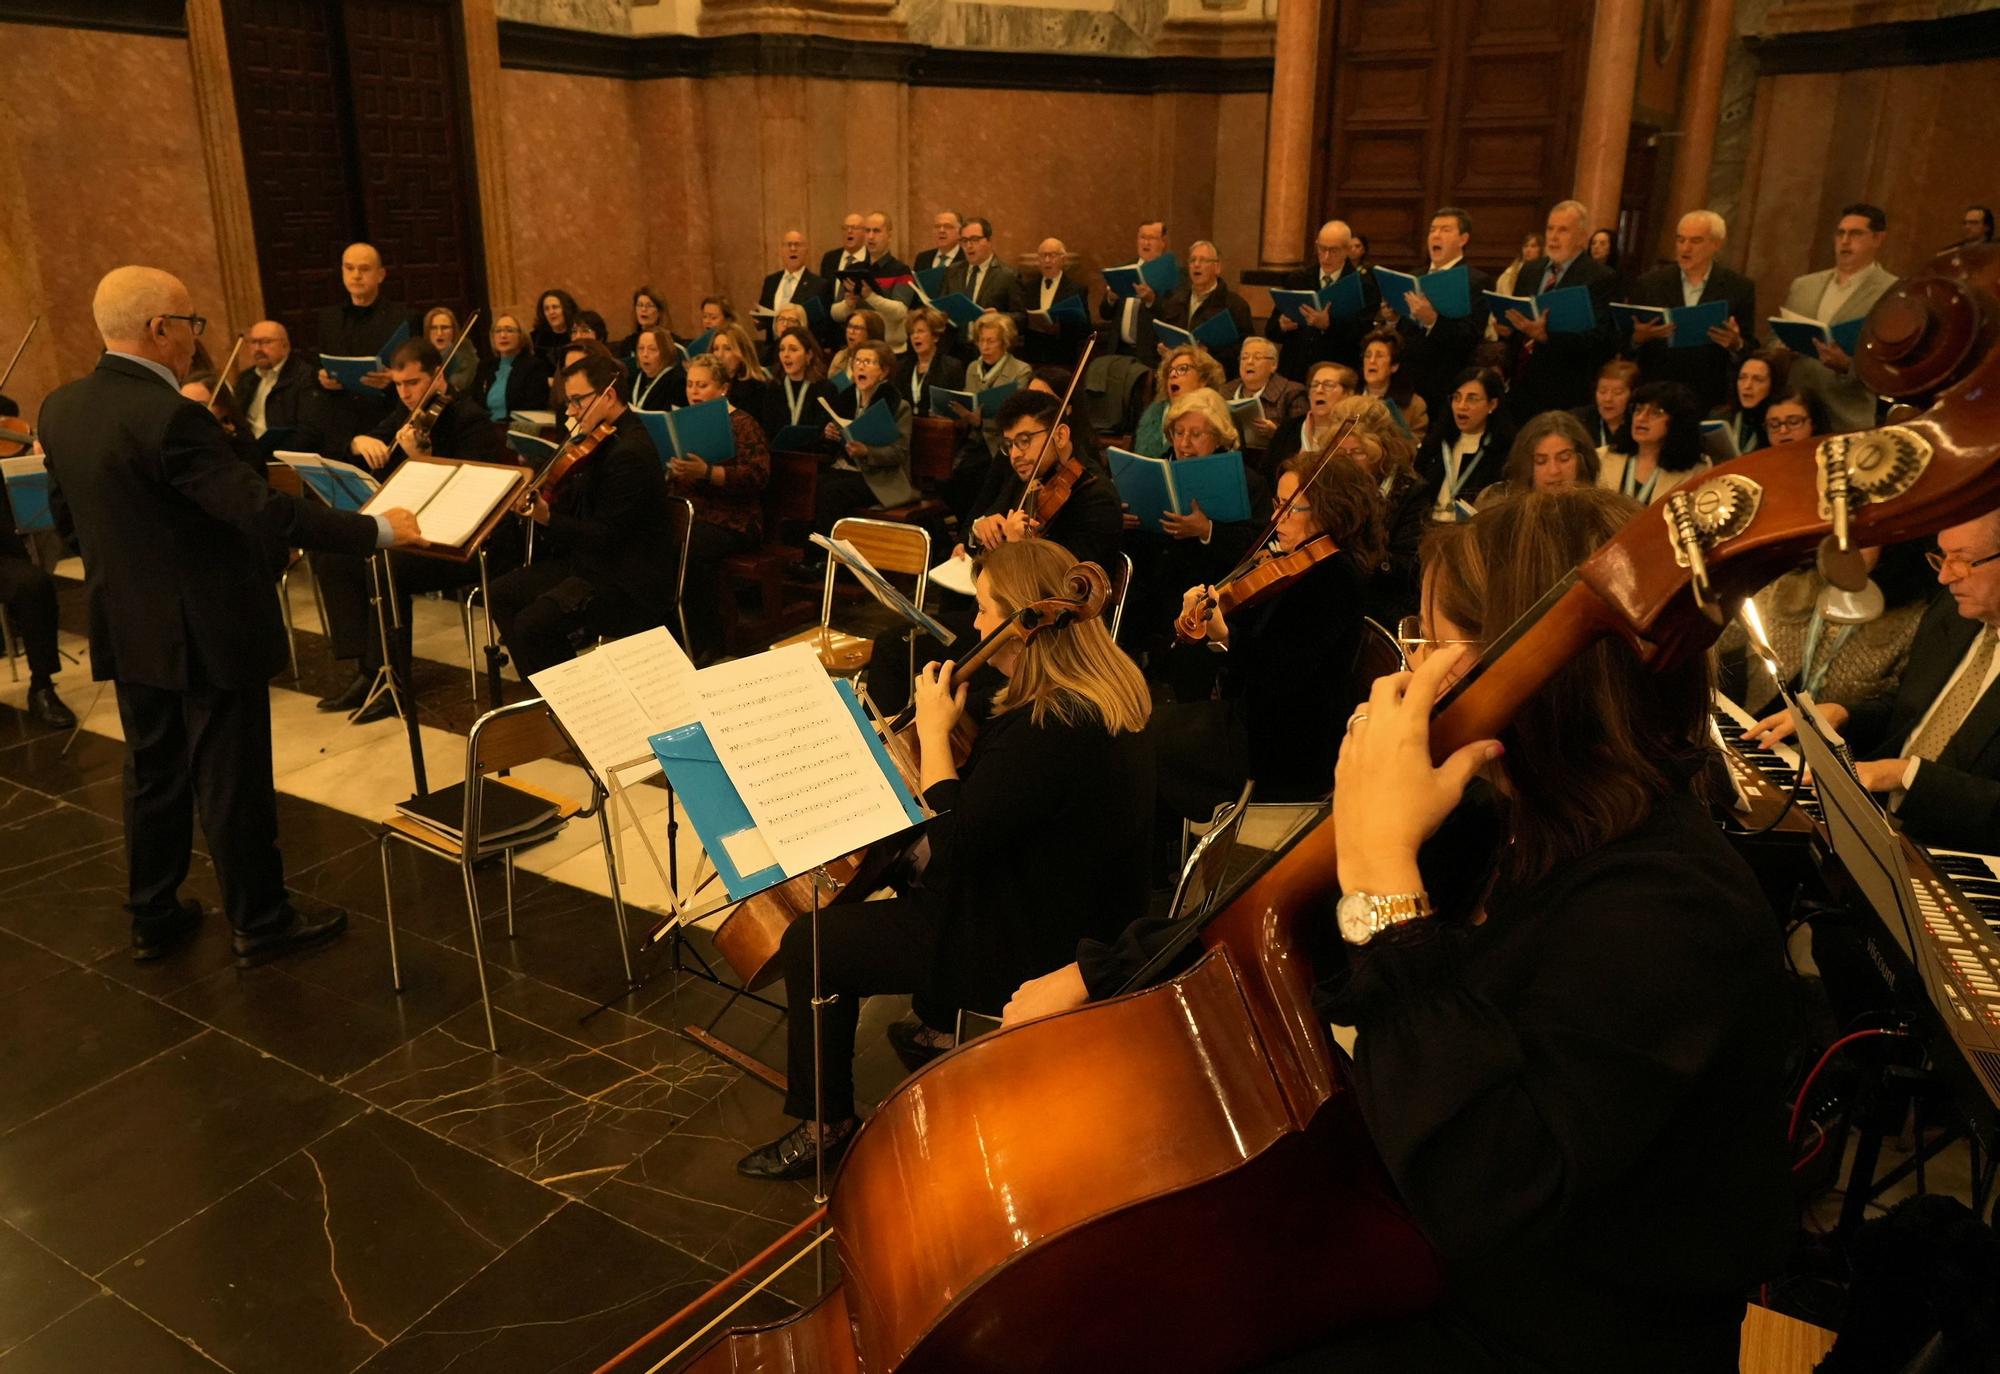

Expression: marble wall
xmin=0 ymin=24 xmax=227 ymax=423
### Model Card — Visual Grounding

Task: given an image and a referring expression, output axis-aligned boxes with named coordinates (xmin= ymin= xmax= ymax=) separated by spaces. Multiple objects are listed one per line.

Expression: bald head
xmin=340 ymin=242 xmax=385 ymax=306
xmin=94 ymin=265 xmax=199 ymax=380
xmin=1313 ymin=220 xmax=1352 ymax=274
xmin=246 ymin=319 xmax=291 ymax=370
xmin=1036 ymin=238 xmax=1067 ymax=280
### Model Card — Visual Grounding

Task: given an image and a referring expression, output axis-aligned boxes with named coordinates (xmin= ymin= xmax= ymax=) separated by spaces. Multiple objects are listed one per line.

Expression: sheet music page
xmin=599 ymin=627 xmax=697 ymax=741
xmin=530 ymin=654 xmax=655 ymax=783
xmin=361 ymin=459 xmax=452 ymax=518
xmin=410 ymin=464 xmax=521 ymax=547
xmin=694 ymin=643 xmax=912 ymax=875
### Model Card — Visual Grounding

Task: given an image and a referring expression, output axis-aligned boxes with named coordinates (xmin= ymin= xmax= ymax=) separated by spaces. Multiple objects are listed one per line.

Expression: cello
xmin=631 ymin=246 xmax=2000 ymax=1373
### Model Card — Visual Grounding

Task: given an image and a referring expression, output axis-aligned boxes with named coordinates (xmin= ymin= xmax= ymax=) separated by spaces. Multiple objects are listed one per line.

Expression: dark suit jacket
xmin=1502 ymin=255 xmax=1618 ymax=422
xmin=1265 ymin=263 xmax=1380 ymax=383
xmin=902 ymin=351 xmax=968 ymax=414
xmin=757 ymin=267 xmax=826 ymax=336
xmin=234 ymin=354 xmax=314 ymax=437
xmin=948 ymin=257 xmax=1021 ymax=312
xmin=1396 ymin=260 xmax=1494 ymax=413
xmin=1098 ymin=256 xmax=1184 ymax=360
xmin=1626 ymin=263 xmax=1757 ymax=413
xmin=1013 ymin=271 xmax=1091 ymax=367
xmin=540 ymin=409 xmax=679 ymax=613
xmin=914 ymin=245 xmax=964 ymax=277
xmin=470 ymin=350 xmax=553 ymax=421
xmin=1156 ymin=278 xmax=1256 ymax=374
xmin=819 ymin=246 xmax=867 ymax=299
xmin=1845 ymin=592 xmax=2000 ymax=851
xmin=39 ymin=355 xmax=378 ymax=689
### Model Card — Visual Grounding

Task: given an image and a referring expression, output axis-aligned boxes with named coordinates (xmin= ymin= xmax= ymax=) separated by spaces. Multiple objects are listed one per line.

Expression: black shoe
xmin=736 ymin=1116 xmax=859 ymax=1182
xmin=25 ymin=683 xmax=76 ymax=730
xmin=350 ymin=692 xmax=401 ymax=725
xmin=231 ymin=905 xmax=348 ymax=968
xmin=131 ymin=899 xmax=203 ymax=962
xmin=316 ymin=673 xmax=371 ymax=712
xmin=886 ymin=1017 xmax=956 ymax=1073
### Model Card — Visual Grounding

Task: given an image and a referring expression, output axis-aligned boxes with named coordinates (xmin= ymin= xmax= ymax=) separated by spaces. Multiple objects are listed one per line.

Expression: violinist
xmin=490 ymin=352 xmax=678 ymax=677
xmin=347 ymin=339 xmax=509 ymax=474
xmin=669 ymin=354 xmax=770 ymax=665
xmin=736 ymin=540 xmax=1155 ymax=1182
xmin=1015 ymin=492 xmax=1797 ymax=1374
xmin=1155 ymin=451 xmax=1382 ymax=821
xmin=0 ymin=395 xmax=73 ymax=729
xmin=961 ymin=390 xmax=1123 ymax=573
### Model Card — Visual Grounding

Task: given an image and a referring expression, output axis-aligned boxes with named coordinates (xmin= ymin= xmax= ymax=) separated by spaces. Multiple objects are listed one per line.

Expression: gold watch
xmin=1336 ymin=890 xmax=1434 ymax=945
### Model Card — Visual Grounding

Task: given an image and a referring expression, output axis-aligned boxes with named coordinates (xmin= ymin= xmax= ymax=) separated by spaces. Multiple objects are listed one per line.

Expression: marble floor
xmin=0 ymin=567 xmax=912 ymax=1372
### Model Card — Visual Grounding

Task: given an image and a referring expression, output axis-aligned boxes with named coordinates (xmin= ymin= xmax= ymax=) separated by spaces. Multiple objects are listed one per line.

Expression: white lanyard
xmin=786 ymin=376 xmax=807 ymax=424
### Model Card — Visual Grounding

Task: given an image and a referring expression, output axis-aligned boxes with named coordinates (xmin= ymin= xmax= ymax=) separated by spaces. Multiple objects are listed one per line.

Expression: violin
xmin=632 ymin=245 xmax=2000 ymax=1374
xmin=711 ymin=562 xmax=1112 ymax=991
xmin=402 ymin=311 xmax=479 ymax=456
xmin=1176 ymin=533 xmax=1339 ymax=642
xmin=514 ymin=413 xmax=615 ymax=515
xmin=0 ymin=317 xmax=41 ymax=457
xmin=965 ymin=336 xmax=1096 ymax=557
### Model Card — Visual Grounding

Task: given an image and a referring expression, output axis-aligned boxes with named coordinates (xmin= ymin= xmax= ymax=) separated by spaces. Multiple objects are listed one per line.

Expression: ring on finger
xmin=1346 ymin=708 xmax=1370 ymax=733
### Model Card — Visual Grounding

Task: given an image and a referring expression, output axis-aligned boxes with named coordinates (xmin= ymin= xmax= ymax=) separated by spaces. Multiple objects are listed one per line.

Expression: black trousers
xmin=315 ymin=548 xmax=499 ymax=677
xmin=813 ymin=468 xmax=878 ymax=536
xmin=683 ymin=520 xmax=756 ymax=663
xmin=114 ymin=679 xmax=292 ymax=935
xmin=0 ymin=557 xmax=60 ymax=681
xmin=487 ymin=558 xmax=656 ymax=679
xmin=778 ymin=891 xmax=945 ymax=1123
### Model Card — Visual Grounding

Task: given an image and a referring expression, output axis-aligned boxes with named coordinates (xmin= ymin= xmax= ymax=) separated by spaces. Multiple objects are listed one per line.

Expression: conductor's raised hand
xmin=1333 ymin=645 xmax=1500 ymax=894
xmin=381 ymin=507 xmax=424 ymax=547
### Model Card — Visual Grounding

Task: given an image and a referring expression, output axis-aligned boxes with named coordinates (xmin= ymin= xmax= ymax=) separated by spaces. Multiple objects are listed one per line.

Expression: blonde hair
xmin=715 ymin=322 xmax=769 ymax=381
xmin=1162 ymin=387 xmax=1240 ymax=450
xmin=973 ymin=312 xmax=1019 ymax=349
xmin=974 ymin=541 xmax=1149 ymax=735
xmin=1326 ymin=394 xmax=1415 ymax=481
xmin=684 ymin=354 xmax=730 ymax=390
xmin=1153 ymin=344 xmax=1225 ymax=399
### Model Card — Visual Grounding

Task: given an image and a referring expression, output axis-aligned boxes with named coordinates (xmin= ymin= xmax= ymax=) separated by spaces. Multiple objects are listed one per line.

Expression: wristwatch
xmin=1336 ymin=889 xmax=1434 ymax=945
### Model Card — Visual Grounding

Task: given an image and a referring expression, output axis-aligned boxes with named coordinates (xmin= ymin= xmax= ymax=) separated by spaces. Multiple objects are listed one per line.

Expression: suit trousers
xmin=114 ymin=678 xmax=290 ymax=934
xmin=487 ymin=558 xmax=654 ymax=678
xmin=0 ymin=557 xmax=61 ymax=680
xmin=314 ymin=549 xmax=488 ymax=677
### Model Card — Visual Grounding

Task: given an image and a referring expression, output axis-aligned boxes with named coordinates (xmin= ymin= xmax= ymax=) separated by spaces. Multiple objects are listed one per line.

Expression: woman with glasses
xmin=1132 ymin=345 xmax=1226 ymax=458
xmin=1597 ymin=380 xmax=1709 ymax=504
xmin=1415 ymin=366 xmax=1511 ymax=522
xmin=1760 ymin=386 xmax=1832 ymax=447
xmin=1010 ymin=488 xmax=1798 ymax=1374
xmin=829 ymin=307 xmax=885 ymax=382
xmin=1267 ymin=361 xmax=1357 ymax=472
xmin=814 ymin=339 xmax=918 ymax=535
xmin=614 ymin=285 xmax=675 ymax=363
xmin=627 ymin=324 xmax=687 ymax=412
xmin=472 ymin=313 xmax=551 ymax=424
xmin=1711 ymin=348 xmax=1789 ymax=456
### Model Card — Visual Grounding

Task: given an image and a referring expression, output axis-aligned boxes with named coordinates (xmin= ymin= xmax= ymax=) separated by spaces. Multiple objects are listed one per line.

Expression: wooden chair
xmin=772 ymin=516 xmax=931 ymax=691
xmin=263 ymin=463 xmax=319 ymax=682
xmin=376 ymin=697 xmax=634 ymax=1052
xmin=722 ymin=449 xmax=821 ymax=653
xmin=910 ymin=415 xmax=958 ymax=494
xmin=1738 ymin=1304 xmax=1837 ymax=1373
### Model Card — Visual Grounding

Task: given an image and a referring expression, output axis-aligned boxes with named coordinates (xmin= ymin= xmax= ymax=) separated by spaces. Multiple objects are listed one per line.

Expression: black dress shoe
xmin=131 ymin=899 xmax=204 ymax=962
xmin=316 ymin=673 xmax=371 ymax=712
xmin=25 ymin=683 xmax=76 ymax=730
xmin=736 ymin=1116 xmax=859 ymax=1182
xmin=232 ymin=906 xmax=348 ymax=968
xmin=886 ymin=1017 xmax=956 ymax=1073
xmin=350 ymin=692 xmax=401 ymax=725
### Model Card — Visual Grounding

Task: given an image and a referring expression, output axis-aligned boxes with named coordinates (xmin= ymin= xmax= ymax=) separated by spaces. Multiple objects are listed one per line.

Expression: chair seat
xmin=1738 ymin=1304 xmax=1836 ymax=1373
xmin=771 ymin=625 xmax=875 ymax=675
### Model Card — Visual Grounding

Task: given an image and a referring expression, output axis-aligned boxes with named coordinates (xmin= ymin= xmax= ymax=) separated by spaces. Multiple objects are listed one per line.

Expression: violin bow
xmin=407 ymin=309 xmax=480 ymax=423
xmin=1213 ymin=411 xmax=1359 ymax=588
xmin=0 ymin=316 xmax=41 ymax=394
xmin=1010 ymin=333 xmax=1098 ymax=521
xmin=212 ymin=333 xmax=247 ymax=401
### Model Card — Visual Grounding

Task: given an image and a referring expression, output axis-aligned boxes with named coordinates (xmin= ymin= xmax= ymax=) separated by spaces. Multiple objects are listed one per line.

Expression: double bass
xmin=623 ymin=246 xmax=2000 ymax=1373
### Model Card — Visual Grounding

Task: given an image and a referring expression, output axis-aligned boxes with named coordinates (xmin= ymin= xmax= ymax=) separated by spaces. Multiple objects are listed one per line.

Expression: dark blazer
xmin=39 ymin=355 xmax=378 ymax=690
xmin=1012 ymin=271 xmax=1092 ymax=367
xmin=628 ymin=363 xmax=687 ymax=414
xmin=913 ymin=245 xmax=964 ymax=277
xmin=1265 ymin=263 xmax=1380 ymax=382
xmin=1625 ymin=263 xmax=1758 ymax=413
xmin=539 ymin=409 xmax=680 ymax=613
xmin=1845 ymin=592 xmax=2000 ymax=851
xmin=1156 ymin=278 xmax=1256 ymax=375
xmin=1221 ymin=553 xmax=1366 ymax=800
xmin=1501 ymin=255 xmax=1619 ymax=423
xmin=234 ymin=353 xmax=314 ymax=437
xmin=819 ymin=246 xmax=867 ymax=299
xmin=755 ymin=375 xmax=838 ymax=447
xmin=363 ymin=391 xmax=512 ymax=469
xmin=1414 ymin=423 xmax=1513 ymax=518
xmin=1098 ymin=256 xmax=1183 ymax=360
xmin=471 ymin=350 xmax=552 ymax=421
xmin=902 ymin=351 xmax=967 ymax=415
xmin=757 ymin=267 xmax=826 ymax=334
xmin=1395 ymin=260 xmax=1495 ymax=414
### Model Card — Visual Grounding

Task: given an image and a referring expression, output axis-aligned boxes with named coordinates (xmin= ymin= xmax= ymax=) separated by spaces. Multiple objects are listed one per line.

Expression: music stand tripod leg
xmin=355 ymin=552 xmax=429 ymax=796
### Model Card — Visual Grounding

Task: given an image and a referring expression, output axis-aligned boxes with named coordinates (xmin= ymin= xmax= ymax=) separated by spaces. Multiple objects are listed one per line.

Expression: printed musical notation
xmin=529 ymin=627 xmax=697 ymax=780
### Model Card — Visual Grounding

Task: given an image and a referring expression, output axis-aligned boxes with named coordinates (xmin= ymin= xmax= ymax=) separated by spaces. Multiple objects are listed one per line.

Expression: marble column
xmin=461 ymin=0 xmax=518 ymax=308
xmin=1259 ymin=0 xmax=1325 ymax=268
xmin=184 ymin=0 xmax=263 ymax=338
xmin=1663 ymin=0 xmax=1736 ymax=245
xmin=1571 ymin=0 xmax=1643 ymax=227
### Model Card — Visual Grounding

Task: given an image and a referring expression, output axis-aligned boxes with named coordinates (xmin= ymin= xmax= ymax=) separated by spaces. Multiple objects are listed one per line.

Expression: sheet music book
xmin=666 ymin=397 xmax=737 ymax=463
xmin=1108 ymin=448 xmax=1251 ymax=531
xmin=274 ymin=451 xmax=380 ymax=511
xmin=913 ymin=265 xmax=950 ymax=299
xmin=1375 ymin=264 xmax=1472 ymax=320
xmin=1611 ymin=299 xmax=1729 ymax=348
xmin=1270 ymin=272 xmax=1369 ymax=324
xmin=1027 ymin=293 xmax=1089 ymax=329
xmin=819 ymin=396 xmax=900 ymax=448
xmin=361 ymin=456 xmax=524 ymax=552
xmin=1226 ymin=395 xmax=1266 ymax=426
xmin=1152 ymin=312 xmax=1239 ymax=353
xmin=809 ymin=532 xmax=956 ymax=644
xmin=1767 ymin=309 xmax=1866 ymax=356
xmin=930 ymin=381 xmax=1018 ymax=420
xmin=1485 ymin=285 xmax=1595 ymax=334
xmin=0 ymin=456 xmax=53 ymax=533
xmin=1102 ymin=253 xmax=1181 ymax=299
xmin=529 ymin=625 xmax=699 ymax=781
xmin=320 ymin=321 xmax=410 ymax=395
xmin=694 ymin=643 xmax=921 ymax=877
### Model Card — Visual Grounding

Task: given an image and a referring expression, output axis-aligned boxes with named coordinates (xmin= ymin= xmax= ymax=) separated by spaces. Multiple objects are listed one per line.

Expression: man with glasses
xmin=486 ymin=351 xmax=678 ymax=677
xmin=1267 ymin=219 xmax=1379 ymax=383
xmin=1779 ymin=203 xmax=1897 ymax=433
xmin=38 ymin=265 xmax=423 ymax=965
xmin=1100 ymin=218 xmax=1178 ymax=359
xmin=235 ymin=320 xmax=309 ymax=440
xmin=1156 ymin=240 xmax=1254 ymax=375
xmin=1016 ymin=237 xmax=1089 ymax=367
xmin=962 ymin=389 xmax=1122 ymax=573
xmin=1756 ymin=510 xmax=2000 ymax=850
xmin=945 ymin=216 xmax=1019 ymax=355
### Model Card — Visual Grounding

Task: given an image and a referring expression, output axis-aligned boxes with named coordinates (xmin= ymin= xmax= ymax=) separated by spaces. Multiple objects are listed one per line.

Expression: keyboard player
xmin=1753 ymin=511 xmax=2000 ymax=852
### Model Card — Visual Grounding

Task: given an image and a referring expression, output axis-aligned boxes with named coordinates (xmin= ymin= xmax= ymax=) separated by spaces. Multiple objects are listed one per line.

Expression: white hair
xmin=1680 ymin=209 xmax=1727 ymax=241
xmin=1318 ymin=220 xmax=1352 ymax=242
xmin=1549 ymin=200 xmax=1589 ymax=227
xmin=1192 ymin=239 xmax=1221 ymax=258
xmin=92 ymin=266 xmax=186 ymax=342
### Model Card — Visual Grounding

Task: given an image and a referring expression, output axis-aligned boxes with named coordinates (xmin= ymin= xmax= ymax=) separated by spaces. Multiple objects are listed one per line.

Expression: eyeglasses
xmin=1631 ymin=402 xmax=1668 ymax=419
xmin=1395 ymin=615 xmax=1481 ymax=663
xmin=1274 ymin=498 xmax=1311 ymax=517
xmin=1003 ymin=428 xmax=1052 ymax=453
xmin=1766 ymin=414 xmax=1813 ymax=434
xmin=1167 ymin=364 xmax=1196 ymax=377
xmin=1307 ymin=380 xmax=1344 ymax=392
xmin=563 ymin=388 xmax=602 ymax=412
xmin=1926 ymin=548 xmax=2000 ymax=580
xmin=158 ymin=313 xmax=206 ymax=337
xmin=960 ymin=233 xmax=988 ymax=243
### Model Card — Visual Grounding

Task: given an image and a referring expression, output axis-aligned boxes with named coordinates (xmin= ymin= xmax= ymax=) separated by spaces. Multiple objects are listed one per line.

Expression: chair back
xmin=767 ymin=449 xmax=820 ymax=537
xmin=467 ymin=698 xmax=573 ymax=778
xmin=1167 ymin=780 xmax=1256 ymax=928
xmin=267 ymin=464 xmax=305 ymax=500
xmin=823 ymin=516 xmax=931 ymax=632
xmin=1349 ymin=616 xmax=1406 ymax=712
xmin=1107 ymin=551 xmax=1136 ymax=645
xmin=911 ymin=416 xmax=958 ymax=490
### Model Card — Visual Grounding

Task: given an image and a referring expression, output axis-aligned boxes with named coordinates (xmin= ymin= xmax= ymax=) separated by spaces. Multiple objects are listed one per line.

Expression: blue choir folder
xmin=1030 ymin=292 xmax=1088 ymax=327
xmin=1486 ymin=286 xmax=1595 ymax=334
xmin=1102 ymin=253 xmax=1181 ymax=299
xmin=0 ymin=458 xmax=54 ymax=533
xmin=1153 ymin=312 xmax=1240 ymax=353
xmin=1375 ymin=264 xmax=1471 ymax=320
xmin=633 ymin=410 xmax=673 ymax=466
xmin=1611 ymin=298 xmax=1730 ymax=348
xmin=914 ymin=265 xmax=950 ymax=300
xmin=930 ymin=293 xmax=987 ymax=328
xmin=664 ymin=396 xmax=737 ymax=464
xmin=829 ymin=369 xmax=855 ymax=394
xmin=1108 ymin=448 xmax=1251 ymax=533
xmin=842 ymin=398 xmax=901 ymax=448
xmin=649 ymin=679 xmax=923 ymax=902
xmin=678 ymin=329 xmax=716 ymax=363
xmin=1767 ymin=314 xmax=1865 ymax=356
xmin=1270 ymin=271 xmax=1369 ymax=324
xmin=319 ymin=321 xmax=410 ymax=395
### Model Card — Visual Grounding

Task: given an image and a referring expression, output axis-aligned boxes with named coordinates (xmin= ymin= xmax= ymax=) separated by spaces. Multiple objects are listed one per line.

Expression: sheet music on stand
xmin=808 ymin=532 xmax=956 ymax=645
xmin=361 ymin=456 xmax=526 ymax=558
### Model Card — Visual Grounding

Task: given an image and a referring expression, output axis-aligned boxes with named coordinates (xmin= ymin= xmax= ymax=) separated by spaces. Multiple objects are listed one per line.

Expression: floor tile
xmin=0 ymin=1030 xmax=362 ymax=1274
xmin=0 ymin=1295 xmax=226 ymax=1373
xmin=0 ymin=801 xmax=124 ymax=898
xmin=0 ymin=966 xmax=200 ymax=1127
xmin=0 ymin=1223 xmax=97 ymax=1355
xmin=0 ymin=852 xmax=137 ymax=966
xmin=163 ymin=959 xmax=441 ymax=1084
xmin=107 ymin=1109 xmax=561 ymax=1374
xmin=0 ymin=930 xmax=68 ymax=998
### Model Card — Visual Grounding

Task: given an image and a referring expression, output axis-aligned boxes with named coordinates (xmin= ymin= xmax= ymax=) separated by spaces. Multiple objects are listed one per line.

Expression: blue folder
xmin=1612 ymin=298 xmax=1729 ymax=348
xmin=320 ymin=320 xmax=411 ymax=395
xmin=289 ymin=458 xmax=378 ymax=512
xmin=3 ymin=468 xmax=54 ymax=533
xmin=678 ymin=329 xmax=716 ymax=363
xmin=844 ymin=398 xmax=901 ymax=448
xmin=1153 ymin=312 xmax=1239 ymax=353
xmin=1768 ymin=315 xmax=1865 ymax=356
xmin=633 ymin=410 xmax=673 ymax=466
xmin=1375 ymin=264 xmax=1472 ymax=320
xmin=666 ymin=397 xmax=737 ymax=464
xmin=914 ymin=265 xmax=950 ymax=299
xmin=932 ymin=293 xmax=986 ymax=328
xmin=1537 ymin=285 xmax=1598 ymax=334
xmin=648 ymin=679 xmax=924 ymax=902
xmin=829 ymin=370 xmax=855 ymax=394
xmin=1271 ymin=276 xmax=1369 ymax=324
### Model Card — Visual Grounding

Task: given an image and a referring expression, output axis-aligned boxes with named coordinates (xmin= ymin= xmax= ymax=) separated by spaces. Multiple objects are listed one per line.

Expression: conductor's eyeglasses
xmin=1926 ymin=548 xmax=2000 ymax=580
xmin=158 ymin=313 xmax=207 ymax=337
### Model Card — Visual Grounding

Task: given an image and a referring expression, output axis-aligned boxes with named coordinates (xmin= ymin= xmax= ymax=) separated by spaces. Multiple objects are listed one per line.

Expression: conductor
xmin=37 ymin=267 xmax=423 ymax=965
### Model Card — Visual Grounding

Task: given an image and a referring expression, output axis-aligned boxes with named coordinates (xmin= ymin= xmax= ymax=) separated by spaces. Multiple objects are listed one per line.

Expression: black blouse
xmin=1220 ymin=552 xmax=1366 ymax=800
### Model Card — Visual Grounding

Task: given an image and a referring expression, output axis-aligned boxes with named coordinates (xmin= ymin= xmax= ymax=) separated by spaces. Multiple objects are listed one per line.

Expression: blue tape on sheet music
xmin=647 ymin=679 xmax=923 ymax=902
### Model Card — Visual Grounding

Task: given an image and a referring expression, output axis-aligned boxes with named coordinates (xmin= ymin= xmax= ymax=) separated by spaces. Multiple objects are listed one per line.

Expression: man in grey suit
xmin=946 ymin=217 xmax=1020 ymax=357
xmin=1780 ymin=203 xmax=1897 ymax=433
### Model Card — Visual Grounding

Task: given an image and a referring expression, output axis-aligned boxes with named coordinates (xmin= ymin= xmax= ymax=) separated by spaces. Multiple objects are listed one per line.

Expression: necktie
xmin=1908 ymin=630 xmax=1998 ymax=761
xmin=1321 ymin=275 xmax=1333 ymax=290
xmin=973 ymin=265 xmax=987 ymax=303
xmin=1541 ymin=261 xmax=1564 ymax=293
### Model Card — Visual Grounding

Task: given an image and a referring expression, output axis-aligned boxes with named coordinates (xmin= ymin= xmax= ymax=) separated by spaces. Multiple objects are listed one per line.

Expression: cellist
xmin=736 ymin=540 xmax=1155 ymax=1182
xmin=1011 ymin=489 xmax=1796 ymax=1374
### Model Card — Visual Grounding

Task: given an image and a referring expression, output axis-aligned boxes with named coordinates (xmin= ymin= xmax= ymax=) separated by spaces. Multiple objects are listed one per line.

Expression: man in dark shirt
xmin=1394 ymin=206 xmax=1495 ymax=416
xmin=315 ymin=339 xmax=520 ymax=720
xmin=1154 ymin=240 xmax=1256 ymax=375
xmin=1499 ymin=200 xmax=1618 ymax=424
xmin=965 ymin=389 xmax=1123 ymax=575
xmin=1267 ymin=220 xmax=1379 ymax=382
xmin=489 ymin=352 xmax=678 ymax=677
xmin=308 ymin=242 xmax=411 ymax=461
xmin=1624 ymin=209 xmax=1757 ymax=413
